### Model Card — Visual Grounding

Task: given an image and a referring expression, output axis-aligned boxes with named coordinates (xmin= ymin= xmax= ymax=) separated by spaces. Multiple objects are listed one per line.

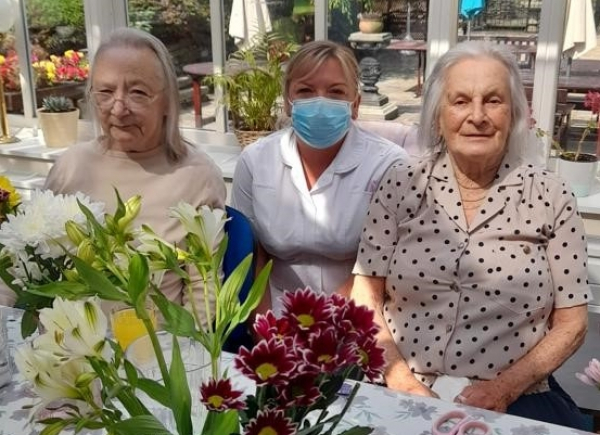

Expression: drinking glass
xmin=126 ymin=331 xmax=211 ymax=430
xmin=110 ymin=304 xmax=157 ymax=350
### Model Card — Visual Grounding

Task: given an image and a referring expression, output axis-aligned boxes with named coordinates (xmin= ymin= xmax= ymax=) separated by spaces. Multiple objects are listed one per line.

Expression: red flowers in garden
xmin=199 ymin=288 xmax=386 ymax=435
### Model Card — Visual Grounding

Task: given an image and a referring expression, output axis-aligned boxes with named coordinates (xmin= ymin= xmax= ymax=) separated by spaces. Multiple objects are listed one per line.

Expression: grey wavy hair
xmin=87 ymin=27 xmax=188 ymax=162
xmin=419 ymin=40 xmax=530 ymax=159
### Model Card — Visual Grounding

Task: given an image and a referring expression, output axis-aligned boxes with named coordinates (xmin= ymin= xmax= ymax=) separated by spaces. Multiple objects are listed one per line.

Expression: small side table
xmin=182 ymin=62 xmax=214 ymax=128
xmin=348 ymin=31 xmax=398 ymax=121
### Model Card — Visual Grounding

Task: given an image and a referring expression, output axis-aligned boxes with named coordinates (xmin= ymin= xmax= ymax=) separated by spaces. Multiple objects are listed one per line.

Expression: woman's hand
xmin=385 ymin=364 xmax=439 ymax=398
xmin=454 ymin=380 xmax=514 ymax=412
xmin=351 ymin=275 xmax=438 ymax=398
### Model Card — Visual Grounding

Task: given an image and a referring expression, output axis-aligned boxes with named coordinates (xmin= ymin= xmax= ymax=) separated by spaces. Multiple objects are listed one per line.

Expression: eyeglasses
xmin=89 ymin=90 xmax=161 ymax=111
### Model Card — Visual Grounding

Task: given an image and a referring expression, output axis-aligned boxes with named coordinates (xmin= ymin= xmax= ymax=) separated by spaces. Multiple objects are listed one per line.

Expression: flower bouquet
xmin=224 ymin=288 xmax=386 ymax=435
xmin=3 ymin=188 xmax=384 ymax=435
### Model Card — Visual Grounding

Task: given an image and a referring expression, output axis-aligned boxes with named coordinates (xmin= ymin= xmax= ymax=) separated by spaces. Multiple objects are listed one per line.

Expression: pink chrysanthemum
xmin=234 ymin=338 xmax=296 ymax=386
xmin=275 ymin=373 xmax=322 ymax=408
xmin=354 ymin=336 xmax=386 ymax=381
xmin=281 ymin=288 xmax=333 ymax=334
xmin=244 ymin=409 xmax=297 ymax=435
xmin=200 ymin=378 xmax=245 ymax=411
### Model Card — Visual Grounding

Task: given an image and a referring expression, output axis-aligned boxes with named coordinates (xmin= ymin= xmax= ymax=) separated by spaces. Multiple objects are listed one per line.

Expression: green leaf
xmin=20 ymin=310 xmax=40 ymax=338
xmin=127 ymin=253 xmax=150 ymax=307
xmin=151 ymin=291 xmax=199 ymax=338
xmin=201 ymin=410 xmax=240 ymax=435
xmin=26 ymin=281 xmax=94 ymax=300
xmin=39 ymin=419 xmax=73 ymax=435
xmin=135 ymin=378 xmax=171 ymax=408
xmin=227 ymin=260 xmax=272 ymax=329
xmin=337 ymin=427 xmax=374 ymax=435
xmin=167 ymin=336 xmax=193 ymax=435
xmin=109 ymin=415 xmax=171 ymax=435
xmin=71 ymin=256 xmax=128 ymax=301
xmin=0 ymin=255 xmax=22 ymax=294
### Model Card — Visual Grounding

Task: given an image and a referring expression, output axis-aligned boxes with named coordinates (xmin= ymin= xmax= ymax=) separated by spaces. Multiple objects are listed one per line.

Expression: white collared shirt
xmin=232 ymin=123 xmax=408 ymax=314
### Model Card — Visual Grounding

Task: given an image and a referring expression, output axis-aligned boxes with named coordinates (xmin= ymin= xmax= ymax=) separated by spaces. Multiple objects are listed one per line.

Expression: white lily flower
xmin=14 ymin=345 xmax=89 ymax=402
xmin=37 ymin=297 xmax=109 ymax=359
xmin=169 ymin=203 xmax=228 ymax=254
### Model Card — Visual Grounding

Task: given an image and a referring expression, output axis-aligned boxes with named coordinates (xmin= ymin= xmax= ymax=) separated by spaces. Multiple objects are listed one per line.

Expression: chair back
xmin=222 ymin=205 xmax=255 ymax=352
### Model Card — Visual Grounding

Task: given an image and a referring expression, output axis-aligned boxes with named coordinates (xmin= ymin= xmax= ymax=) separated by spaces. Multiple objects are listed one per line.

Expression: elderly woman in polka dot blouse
xmin=351 ymin=41 xmax=591 ymax=429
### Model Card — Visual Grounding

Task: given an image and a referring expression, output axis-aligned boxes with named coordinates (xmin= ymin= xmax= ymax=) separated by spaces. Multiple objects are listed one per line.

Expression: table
xmin=0 ymin=306 xmax=596 ymax=435
xmin=385 ymin=39 xmax=427 ymax=96
xmin=182 ymin=62 xmax=213 ymax=128
xmin=521 ymin=72 xmax=600 ymax=95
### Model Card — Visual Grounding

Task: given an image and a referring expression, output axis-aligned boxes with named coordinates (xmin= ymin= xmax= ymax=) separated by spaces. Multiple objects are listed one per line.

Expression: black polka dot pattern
xmin=354 ymin=152 xmax=590 ymax=381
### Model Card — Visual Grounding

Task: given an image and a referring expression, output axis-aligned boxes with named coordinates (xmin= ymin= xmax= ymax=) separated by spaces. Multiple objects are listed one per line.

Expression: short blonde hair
xmin=284 ymin=40 xmax=360 ymax=101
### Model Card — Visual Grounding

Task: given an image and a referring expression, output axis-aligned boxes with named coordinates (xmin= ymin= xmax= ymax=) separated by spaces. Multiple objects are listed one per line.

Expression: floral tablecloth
xmin=0 ymin=306 xmax=595 ymax=435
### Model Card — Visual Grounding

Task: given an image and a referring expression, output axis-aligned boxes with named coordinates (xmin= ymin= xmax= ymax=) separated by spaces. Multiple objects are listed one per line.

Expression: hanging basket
xmin=234 ymin=129 xmax=272 ymax=148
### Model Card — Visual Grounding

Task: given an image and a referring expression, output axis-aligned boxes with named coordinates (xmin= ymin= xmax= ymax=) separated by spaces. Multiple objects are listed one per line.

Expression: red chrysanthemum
xmin=234 ymin=338 xmax=296 ymax=386
xmin=253 ymin=311 xmax=292 ymax=343
xmin=301 ymin=327 xmax=358 ymax=373
xmin=243 ymin=409 xmax=297 ymax=435
xmin=200 ymin=378 xmax=245 ymax=411
xmin=281 ymin=288 xmax=333 ymax=334
xmin=275 ymin=373 xmax=322 ymax=408
xmin=354 ymin=336 xmax=386 ymax=382
xmin=334 ymin=297 xmax=380 ymax=339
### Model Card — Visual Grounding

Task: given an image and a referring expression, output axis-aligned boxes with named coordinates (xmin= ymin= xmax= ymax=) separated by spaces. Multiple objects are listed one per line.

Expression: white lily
xmin=14 ymin=345 xmax=89 ymax=402
xmin=37 ymin=297 xmax=109 ymax=359
xmin=169 ymin=203 xmax=228 ymax=255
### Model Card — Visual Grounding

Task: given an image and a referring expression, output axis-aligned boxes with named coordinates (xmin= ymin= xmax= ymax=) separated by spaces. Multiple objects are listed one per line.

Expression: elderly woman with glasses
xmin=43 ymin=28 xmax=227 ymax=321
xmin=351 ymin=41 xmax=591 ymax=429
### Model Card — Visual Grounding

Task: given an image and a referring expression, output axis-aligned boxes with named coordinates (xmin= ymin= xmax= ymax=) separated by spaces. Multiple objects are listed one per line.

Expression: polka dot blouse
xmin=353 ymin=151 xmax=590 ymax=384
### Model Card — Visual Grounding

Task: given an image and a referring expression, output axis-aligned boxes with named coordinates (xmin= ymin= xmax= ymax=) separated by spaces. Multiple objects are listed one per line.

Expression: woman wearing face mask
xmin=231 ymin=40 xmax=408 ymax=317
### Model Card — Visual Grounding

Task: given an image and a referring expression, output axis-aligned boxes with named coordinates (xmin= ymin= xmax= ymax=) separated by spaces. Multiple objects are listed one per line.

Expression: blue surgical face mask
xmin=290 ymin=97 xmax=352 ymax=149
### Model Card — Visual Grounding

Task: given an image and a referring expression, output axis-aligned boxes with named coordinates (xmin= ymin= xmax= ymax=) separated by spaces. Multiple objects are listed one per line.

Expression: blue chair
xmin=222 ymin=205 xmax=255 ymax=352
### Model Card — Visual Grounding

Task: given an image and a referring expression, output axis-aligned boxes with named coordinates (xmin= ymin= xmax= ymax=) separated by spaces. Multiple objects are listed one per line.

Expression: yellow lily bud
xmin=65 ymin=221 xmax=87 ymax=245
xmin=118 ymin=195 xmax=141 ymax=230
xmin=77 ymin=240 xmax=96 ymax=264
xmin=62 ymin=269 xmax=79 ymax=281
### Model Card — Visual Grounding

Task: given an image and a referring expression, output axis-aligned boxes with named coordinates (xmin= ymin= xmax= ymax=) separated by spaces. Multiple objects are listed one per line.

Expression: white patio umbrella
xmin=562 ymin=0 xmax=597 ymax=59
xmin=228 ymin=0 xmax=272 ymax=50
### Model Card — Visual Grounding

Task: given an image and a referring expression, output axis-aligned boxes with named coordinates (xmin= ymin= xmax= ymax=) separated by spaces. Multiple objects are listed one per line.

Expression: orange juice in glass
xmin=111 ymin=305 xmax=157 ymax=350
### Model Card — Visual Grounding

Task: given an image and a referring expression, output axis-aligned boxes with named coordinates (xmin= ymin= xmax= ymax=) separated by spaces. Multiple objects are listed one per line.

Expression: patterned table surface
xmin=0 ymin=306 xmax=595 ymax=435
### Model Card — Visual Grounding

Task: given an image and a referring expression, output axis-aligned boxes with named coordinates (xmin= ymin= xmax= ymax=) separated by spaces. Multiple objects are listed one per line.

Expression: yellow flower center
xmin=256 ymin=362 xmax=278 ymax=380
xmin=208 ymin=395 xmax=224 ymax=408
xmin=297 ymin=313 xmax=315 ymax=328
xmin=258 ymin=428 xmax=278 ymax=435
xmin=358 ymin=348 xmax=369 ymax=365
xmin=317 ymin=354 xmax=333 ymax=363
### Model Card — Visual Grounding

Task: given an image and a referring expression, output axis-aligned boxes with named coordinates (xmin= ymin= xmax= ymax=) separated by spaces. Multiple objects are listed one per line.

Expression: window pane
xmin=19 ymin=0 xmax=89 ymax=115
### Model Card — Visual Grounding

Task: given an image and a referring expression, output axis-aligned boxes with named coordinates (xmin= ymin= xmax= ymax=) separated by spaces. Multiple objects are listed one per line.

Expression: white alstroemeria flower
xmin=169 ymin=203 xmax=228 ymax=254
xmin=37 ymin=297 xmax=109 ymax=359
xmin=14 ymin=345 xmax=89 ymax=402
xmin=0 ymin=190 xmax=105 ymax=261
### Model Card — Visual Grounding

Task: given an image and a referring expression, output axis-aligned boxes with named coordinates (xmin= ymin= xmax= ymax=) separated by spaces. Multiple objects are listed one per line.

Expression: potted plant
xmin=204 ymin=32 xmax=299 ymax=147
xmin=37 ymin=95 xmax=79 ymax=148
xmin=535 ymin=91 xmax=600 ymax=197
xmin=356 ymin=0 xmax=384 ymax=33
